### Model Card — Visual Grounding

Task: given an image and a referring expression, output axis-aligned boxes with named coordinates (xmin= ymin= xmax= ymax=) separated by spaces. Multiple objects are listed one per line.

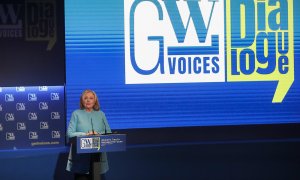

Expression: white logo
xmin=28 ymin=93 xmax=37 ymax=101
xmin=6 ymin=133 xmax=15 ymax=141
xmin=0 ymin=123 xmax=3 ymax=131
xmin=0 ymin=87 xmax=2 ymax=92
xmin=5 ymin=94 xmax=14 ymax=102
xmin=40 ymin=122 xmax=49 ymax=129
xmin=17 ymin=122 xmax=26 ymax=130
xmin=0 ymin=104 xmax=2 ymax=111
xmin=39 ymin=102 xmax=48 ymax=110
xmin=80 ymin=137 xmax=100 ymax=149
xmin=28 ymin=112 xmax=38 ymax=120
xmin=51 ymin=112 xmax=60 ymax=119
xmin=29 ymin=131 xmax=38 ymax=139
xmin=16 ymin=86 xmax=25 ymax=92
xmin=52 ymin=131 xmax=61 ymax=138
xmin=5 ymin=113 xmax=15 ymax=121
xmin=39 ymin=86 xmax=48 ymax=91
xmin=16 ymin=103 xmax=26 ymax=111
xmin=51 ymin=93 xmax=59 ymax=100
xmin=124 ymin=0 xmax=225 ymax=84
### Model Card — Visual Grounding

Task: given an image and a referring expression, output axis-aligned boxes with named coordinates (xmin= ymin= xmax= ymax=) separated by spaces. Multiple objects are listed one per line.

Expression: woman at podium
xmin=66 ymin=89 xmax=112 ymax=180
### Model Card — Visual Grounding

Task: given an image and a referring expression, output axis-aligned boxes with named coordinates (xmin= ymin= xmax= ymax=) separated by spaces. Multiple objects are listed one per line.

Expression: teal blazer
xmin=66 ymin=109 xmax=112 ymax=174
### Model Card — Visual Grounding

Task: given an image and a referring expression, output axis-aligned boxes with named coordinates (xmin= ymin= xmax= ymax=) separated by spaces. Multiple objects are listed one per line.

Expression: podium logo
xmin=28 ymin=112 xmax=38 ymax=120
xmin=51 ymin=93 xmax=59 ymax=100
xmin=52 ymin=131 xmax=60 ymax=138
xmin=80 ymin=137 xmax=100 ymax=150
xmin=6 ymin=132 xmax=15 ymax=141
xmin=39 ymin=102 xmax=48 ymax=110
xmin=29 ymin=131 xmax=38 ymax=139
xmin=5 ymin=113 xmax=15 ymax=121
xmin=0 ymin=123 xmax=3 ymax=131
xmin=40 ymin=122 xmax=49 ymax=129
xmin=125 ymin=0 xmax=224 ymax=84
xmin=51 ymin=112 xmax=60 ymax=119
xmin=16 ymin=103 xmax=26 ymax=111
xmin=39 ymin=86 xmax=48 ymax=91
xmin=17 ymin=122 xmax=26 ymax=130
xmin=5 ymin=94 xmax=14 ymax=102
xmin=28 ymin=93 xmax=37 ymax=101
xmin=16 ymin=86 xmax=25 ymax=92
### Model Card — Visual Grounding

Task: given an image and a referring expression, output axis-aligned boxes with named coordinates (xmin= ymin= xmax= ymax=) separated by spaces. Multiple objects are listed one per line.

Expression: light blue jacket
xmin=66 ymin=109 xmax=112 ymax=174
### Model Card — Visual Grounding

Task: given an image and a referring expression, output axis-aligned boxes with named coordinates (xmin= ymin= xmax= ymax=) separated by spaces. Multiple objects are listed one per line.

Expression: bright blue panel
xmin=65 ymin=0 xmax=300 ymax=129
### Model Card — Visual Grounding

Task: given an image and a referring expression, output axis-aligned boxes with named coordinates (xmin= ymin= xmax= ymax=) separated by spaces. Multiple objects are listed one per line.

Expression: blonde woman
xmin=66 ymin=89 xmax=111 ymax=180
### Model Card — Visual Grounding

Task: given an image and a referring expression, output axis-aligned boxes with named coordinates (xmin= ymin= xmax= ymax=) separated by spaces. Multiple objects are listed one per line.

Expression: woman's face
xmin=82 ymin=92 xmax=96 ymax=111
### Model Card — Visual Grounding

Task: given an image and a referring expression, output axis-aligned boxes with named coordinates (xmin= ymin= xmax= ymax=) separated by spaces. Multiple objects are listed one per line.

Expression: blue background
xmin=65 ymin=0 xmax=300 ymax=129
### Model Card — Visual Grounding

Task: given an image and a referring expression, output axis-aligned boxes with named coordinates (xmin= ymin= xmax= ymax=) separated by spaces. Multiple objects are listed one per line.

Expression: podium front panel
xmin=75 ymin=134 xmax=126 ymax=154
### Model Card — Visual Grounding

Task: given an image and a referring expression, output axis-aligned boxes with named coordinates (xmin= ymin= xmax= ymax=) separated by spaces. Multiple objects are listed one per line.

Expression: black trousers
xmin=74 ymin=173 xmax=106 ymax=180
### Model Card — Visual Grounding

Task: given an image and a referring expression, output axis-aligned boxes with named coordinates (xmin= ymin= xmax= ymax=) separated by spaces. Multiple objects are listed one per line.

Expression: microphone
xmin=103 ymin=120 xmax=107 ymax=135
xmin=90 ymin=118 xmax=95 ymax=135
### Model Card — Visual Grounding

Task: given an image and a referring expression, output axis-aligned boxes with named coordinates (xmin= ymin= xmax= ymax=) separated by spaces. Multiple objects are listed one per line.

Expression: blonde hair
xmin=79 ymin=89 xmax=100 ymax=111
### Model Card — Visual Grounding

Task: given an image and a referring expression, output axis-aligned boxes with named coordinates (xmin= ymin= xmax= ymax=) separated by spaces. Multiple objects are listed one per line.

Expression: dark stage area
xmin=1 ymin=139 xmax=299 ymax=180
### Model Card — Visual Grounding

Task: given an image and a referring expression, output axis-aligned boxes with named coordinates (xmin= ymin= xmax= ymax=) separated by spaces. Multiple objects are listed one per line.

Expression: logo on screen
xmin=28 ymin=93 xmax=37 ymax=101
xmin=51 ymin=93 xmax=59 ymax=100
xmin=51 ymin=112 xmax=60 ymax=119
xmin=0 ymin=3 xmax=23 ymax=38
xmin=29 ymin=131 xmax=38 ymax=139
xmin=39 ymin=102 xmax=48 ymax=110
xmin=16 ymin=103 xmax=26 ymax=111
xmin=25 ymin=1 xmax=57 ymax=50
xmin=52 ymin=131 xmax=60 ymax=138
xmin=40 ymin=122 xmax=49 ymax=129
xmin=0 ymin=123 xmax=3 ymax=131
xmin=17 ymin=122 xmax=26 ymax=130
xmin=6 ymin=132 xmax=15 ymax=141
xmin=28 ymin=112 xmax=38 ymax=120
xmin=5 ymin=113 xmax=15 ymax=121
xmin=0 ymin=104 xmax=2 ymax=111
xmin=225 ymin=0 xmax=294 ymax=103
xmin=39 ymin=86 xmax=48 ymax=91
xmin=16 ymin=86 xmax=25 ymax=92
xmin=125 ymin=0 xmax=224 ymax=84
xmin=5 ymin=94 xmax=14 ymax=102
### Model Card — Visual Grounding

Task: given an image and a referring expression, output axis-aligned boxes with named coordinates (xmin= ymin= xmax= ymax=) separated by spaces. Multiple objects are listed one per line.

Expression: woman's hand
xmin=86 ymin=131 xmax=99 ymax=135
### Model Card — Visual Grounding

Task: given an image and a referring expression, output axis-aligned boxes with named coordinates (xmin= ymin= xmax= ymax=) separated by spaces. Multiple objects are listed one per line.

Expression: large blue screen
xmin=65 ymin=0 xmax=300 ymax=129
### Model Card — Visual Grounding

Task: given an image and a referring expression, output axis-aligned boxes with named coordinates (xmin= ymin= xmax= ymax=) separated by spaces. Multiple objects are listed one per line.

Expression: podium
xmin=70 ymin=134 xmax=126 ymax=180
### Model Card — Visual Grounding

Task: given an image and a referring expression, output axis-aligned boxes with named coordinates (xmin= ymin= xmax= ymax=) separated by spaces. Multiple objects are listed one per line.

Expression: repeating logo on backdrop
xmin=39 ymin=102 xmax=48 ymax=110
xmin=28 ymin=112 xmax=38 ymax=120
xmin=51 ymin=112 xmax=60 ymax=119
xmin=51 ymin=93 xmax=59 ymax=100
xmin=52 ymin=131 xmax=60 ymax=138
xmin=40 ymin=122 xmax=49 ymax=129
xmin=5 ymin=94 xmax=14 ymax=102
xmin=125 ymin=0 xmax=225 ymax=84
xmin=29 ymin=131 xmax=38 ymax=139
xmin=17 ymin=122 xmax=26 ymax=130
xmin=5 ymin=113 xmax=15 ymax=121
xmin=16 ymin=103 xmax=26 ymax=111
xmin=28 ymin=93 xmax=37 ymax=101
xmin=16 ymin=87 xmax=25 ymax=92
xmin=6 ymin=132 xmax=15 ymax=140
